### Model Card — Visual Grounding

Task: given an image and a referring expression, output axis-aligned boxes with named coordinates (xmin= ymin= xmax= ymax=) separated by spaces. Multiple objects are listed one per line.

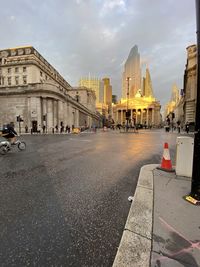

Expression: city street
xmin=0 ymin=129 xmax=178 ymax=267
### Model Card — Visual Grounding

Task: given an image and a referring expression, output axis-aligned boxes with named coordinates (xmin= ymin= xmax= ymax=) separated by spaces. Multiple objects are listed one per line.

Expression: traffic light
xmin=16 ymin=115 xmax=23 ymax=122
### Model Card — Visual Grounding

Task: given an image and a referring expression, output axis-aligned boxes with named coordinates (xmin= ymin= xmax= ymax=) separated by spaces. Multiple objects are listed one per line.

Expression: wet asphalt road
xmin=0 ymin=129 xmax=178 ymax=267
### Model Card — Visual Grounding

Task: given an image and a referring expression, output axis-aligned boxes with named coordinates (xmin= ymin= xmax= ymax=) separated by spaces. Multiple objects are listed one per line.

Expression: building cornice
xmin=0 ymin=83 xmax=99 ymax=119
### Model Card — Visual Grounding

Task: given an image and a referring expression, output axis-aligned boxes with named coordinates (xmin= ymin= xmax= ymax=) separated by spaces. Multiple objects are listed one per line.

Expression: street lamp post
xmin=126 ymin=77 xmax=131 ymax=132
xmin=185 ymin=0 xmax=200 ymax=205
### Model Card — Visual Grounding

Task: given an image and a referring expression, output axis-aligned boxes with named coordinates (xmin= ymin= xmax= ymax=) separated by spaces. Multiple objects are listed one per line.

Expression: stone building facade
xmin=0 ymin=46 xmax=99 ymax=133
xmin=183 ymin=44 xmax=197 ymax=123
xmin=164 ymin=45 xmax=197 ymax=128
xmin=113 ymin=96 xmax=161 ymax=127
xmin=68 ymin=86 xmax=98 ymax=127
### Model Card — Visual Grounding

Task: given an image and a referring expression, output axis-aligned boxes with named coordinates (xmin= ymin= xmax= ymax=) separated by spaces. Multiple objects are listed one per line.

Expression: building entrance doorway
xmin=32 ymin=120 xmax=38 ymax=133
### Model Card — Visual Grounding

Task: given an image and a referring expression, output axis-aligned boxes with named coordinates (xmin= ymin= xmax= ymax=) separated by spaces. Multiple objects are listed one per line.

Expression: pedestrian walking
xmin=177 ymin=121 xmax=181 ymax=133
xmin=55 ymin=125 xmax=58 ymax=133
xmin=42 ymin=125 xmax=46 ymax=134
xmin=25 ymin=125 xmax=28 ymax=133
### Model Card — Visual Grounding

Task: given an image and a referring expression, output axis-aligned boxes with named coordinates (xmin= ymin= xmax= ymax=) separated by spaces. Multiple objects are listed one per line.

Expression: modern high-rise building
xmin=113 ymin=45 xmax=161 ymax=127
xmin=122 ymin=45 xmax=141 ymax=98
xmin=143 ymin=68 xmax=154 ymax=97
xmin=102 ymin=77 xmax=112 ymax=114
xmin=79 ymin=77 xmax=104 ymax=103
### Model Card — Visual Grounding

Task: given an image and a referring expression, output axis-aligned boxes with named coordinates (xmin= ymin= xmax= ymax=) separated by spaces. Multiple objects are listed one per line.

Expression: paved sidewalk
xmin=113 ymin=164 xmax=200 ymax=267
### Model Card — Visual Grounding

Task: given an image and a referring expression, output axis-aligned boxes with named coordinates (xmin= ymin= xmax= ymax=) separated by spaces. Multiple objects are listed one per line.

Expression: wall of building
xmin=183 ymin=44 xmax=197 ymax=124
xmin=0 ymin=46 xmax=100 ymax=132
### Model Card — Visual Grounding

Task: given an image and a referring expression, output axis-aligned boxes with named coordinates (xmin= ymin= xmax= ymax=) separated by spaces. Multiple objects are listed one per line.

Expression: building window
xmin=40 ymin=71 xmax=43 ymax=77
xmin=2 ymin=77 xmax=4 ymax=85
xmin=23 ymin=67 xmax=26 ymax=72
xmin=45 ymin=75 xmax=48 ymax=80
xmin=8 ymin=77 xmax=11 ymax=85
xmin=23 ymin=76 xmax=27 ymax=84
xmin=15 ymin=67 xmax=19 ymax=73
xmin=15 ymin=76 xmax=19 ymax=85
xmin=8 ymin=68 xmax=11 ymax=74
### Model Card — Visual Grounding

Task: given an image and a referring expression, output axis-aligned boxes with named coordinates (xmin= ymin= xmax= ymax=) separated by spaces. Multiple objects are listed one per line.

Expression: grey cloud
xmin=0 ymin=0 xmax=196 ymax=107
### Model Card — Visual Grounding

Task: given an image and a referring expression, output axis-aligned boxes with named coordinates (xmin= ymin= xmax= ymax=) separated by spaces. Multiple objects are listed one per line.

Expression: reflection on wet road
xmin=0 ymin=130 xmax=178 ymax=266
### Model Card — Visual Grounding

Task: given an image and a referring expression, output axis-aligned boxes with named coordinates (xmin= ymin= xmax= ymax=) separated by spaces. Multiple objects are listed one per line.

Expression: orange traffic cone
xmin=157 ymin=143 xmax=174 ymax=172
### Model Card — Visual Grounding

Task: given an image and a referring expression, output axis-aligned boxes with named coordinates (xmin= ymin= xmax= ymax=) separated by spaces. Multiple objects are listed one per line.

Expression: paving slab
xmin=113 ymin=230 xmax=151 ymax=267
xmin=151 ymin=169 xmax=200 ymax=267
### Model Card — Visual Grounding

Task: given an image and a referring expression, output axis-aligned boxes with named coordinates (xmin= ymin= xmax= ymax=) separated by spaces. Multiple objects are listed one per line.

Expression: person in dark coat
xmin=2 ymin=124 xmax=18 ymax=144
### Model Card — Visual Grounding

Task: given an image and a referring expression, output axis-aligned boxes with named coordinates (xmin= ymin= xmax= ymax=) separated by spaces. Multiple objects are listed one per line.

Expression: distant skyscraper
xmin=170 ymin=84 xmax=179 ymax=103
xmin=102 ymin=77 xmax=112 ymax=106
xmin=79 ymin=77 xmax=104 ymax=103
xmin=122 ymin=45 xmax=141 ymax=98
xmin=143 ymin=68 xmax=154 ymax=97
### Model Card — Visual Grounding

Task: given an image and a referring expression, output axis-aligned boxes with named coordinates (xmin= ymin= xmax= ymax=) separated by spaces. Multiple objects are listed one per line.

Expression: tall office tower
xmin=79 ymin=77 xmax=104 ymax=103
xmin=102 ymin=77 xmax=112 ymax=106
xmin=102 ymin=77 xmax=112 ymax=114
xmin=143 ymin=68 xmax=154 ymax=97
xmin=122 ymin=45 xmax=141 ymax=98
xmin=170 ymin=84 xmax=179 ymax=104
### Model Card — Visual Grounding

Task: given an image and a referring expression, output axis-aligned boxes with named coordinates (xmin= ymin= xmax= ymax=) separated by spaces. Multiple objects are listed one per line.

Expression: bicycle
xmin=0 ymin=137 xmax=26 ymax=155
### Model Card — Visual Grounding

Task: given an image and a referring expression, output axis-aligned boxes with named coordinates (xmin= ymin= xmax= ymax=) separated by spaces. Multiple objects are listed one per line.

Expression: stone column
xmin=135 ymin=109 xmax=138 ymax=124
xmin=66 ymin=103 xmax=70 ymax=126
xmin=116 ymin=110 xmax=119 ymax=124
xmin=47 ymin=98 xmax=53 ymax=132
xmin=76 ymin=109 xmax=79 ymax=127
xmin=36 ymin=97 xmax=42 ymax=131
xmin=27 ymin=97 xmax=32 ymax=129
xmin=147 ymin=109 xmax=149 ymax=126
xmin=121 ymin=110 xmax=123 ymax=124
xmin=141 ymin=109 xmax=143 ymax=124
xmin=63 ymin=103 xmax=68 ymax=127
xmin=58 ymin=100 xmax=64 ymax=128
xmin=53 ymin=100 xmax=58 ymax=127
xmin=152 ymin=108 xmax=155 ymax=125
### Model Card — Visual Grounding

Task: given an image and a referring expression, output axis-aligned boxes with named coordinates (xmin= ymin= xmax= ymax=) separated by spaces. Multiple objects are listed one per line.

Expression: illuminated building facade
xmin=0 ymin=46 xmax=99 ymax=132
xmin=102 ymin=77 xmax=112 ymax=114
xmin=183 ymin=44 xmax=197 ymax=123
xmin=79 ymin=77 xmax=104 ymax=103
xmin=79 ymin=76 xmax=113 ymax=118
xmin=114 ymin=64 xmax=161 ymax=127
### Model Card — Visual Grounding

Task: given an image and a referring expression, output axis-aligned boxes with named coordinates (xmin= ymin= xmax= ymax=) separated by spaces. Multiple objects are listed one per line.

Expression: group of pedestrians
xmin=43 ymin=125 xmax=72 ymax=134
xmin=165 ymin=119 xmax=191 ymax=134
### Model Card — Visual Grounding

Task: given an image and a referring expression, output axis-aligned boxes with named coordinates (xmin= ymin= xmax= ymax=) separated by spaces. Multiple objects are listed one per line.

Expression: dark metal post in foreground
xmin=186 ymin=0 xmax=200 ymax=204
xmin=17 ymin=115 xmax=21 ymax=134
xmin=126 ymin=77 xmax=130 ymax=132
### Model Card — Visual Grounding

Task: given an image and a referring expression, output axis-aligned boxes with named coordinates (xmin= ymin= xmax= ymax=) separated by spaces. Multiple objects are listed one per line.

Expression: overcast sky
xmin=0 ymin=0 xmax=196 ymax=107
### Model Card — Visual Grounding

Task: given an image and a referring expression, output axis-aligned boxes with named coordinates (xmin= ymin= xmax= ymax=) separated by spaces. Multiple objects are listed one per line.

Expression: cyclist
xmin=2 ymin=124 xmax=18 ymax=144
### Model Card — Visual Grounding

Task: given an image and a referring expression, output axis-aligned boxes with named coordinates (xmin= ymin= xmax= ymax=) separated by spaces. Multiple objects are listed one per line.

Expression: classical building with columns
xmin=113 ymin=67 xmax=161 ymax=127
xmin=0 ymin=46 xmax=100 ymax=133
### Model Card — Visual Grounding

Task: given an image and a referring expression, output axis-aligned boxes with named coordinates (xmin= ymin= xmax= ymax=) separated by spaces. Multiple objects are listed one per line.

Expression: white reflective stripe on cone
xmin=163 ymin=148 xmax=171 ymax=160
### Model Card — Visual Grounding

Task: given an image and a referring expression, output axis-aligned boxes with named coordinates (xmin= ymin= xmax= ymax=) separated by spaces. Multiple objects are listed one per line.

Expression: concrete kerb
xmin=112 ymin=164 xmax=158 ymax=267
